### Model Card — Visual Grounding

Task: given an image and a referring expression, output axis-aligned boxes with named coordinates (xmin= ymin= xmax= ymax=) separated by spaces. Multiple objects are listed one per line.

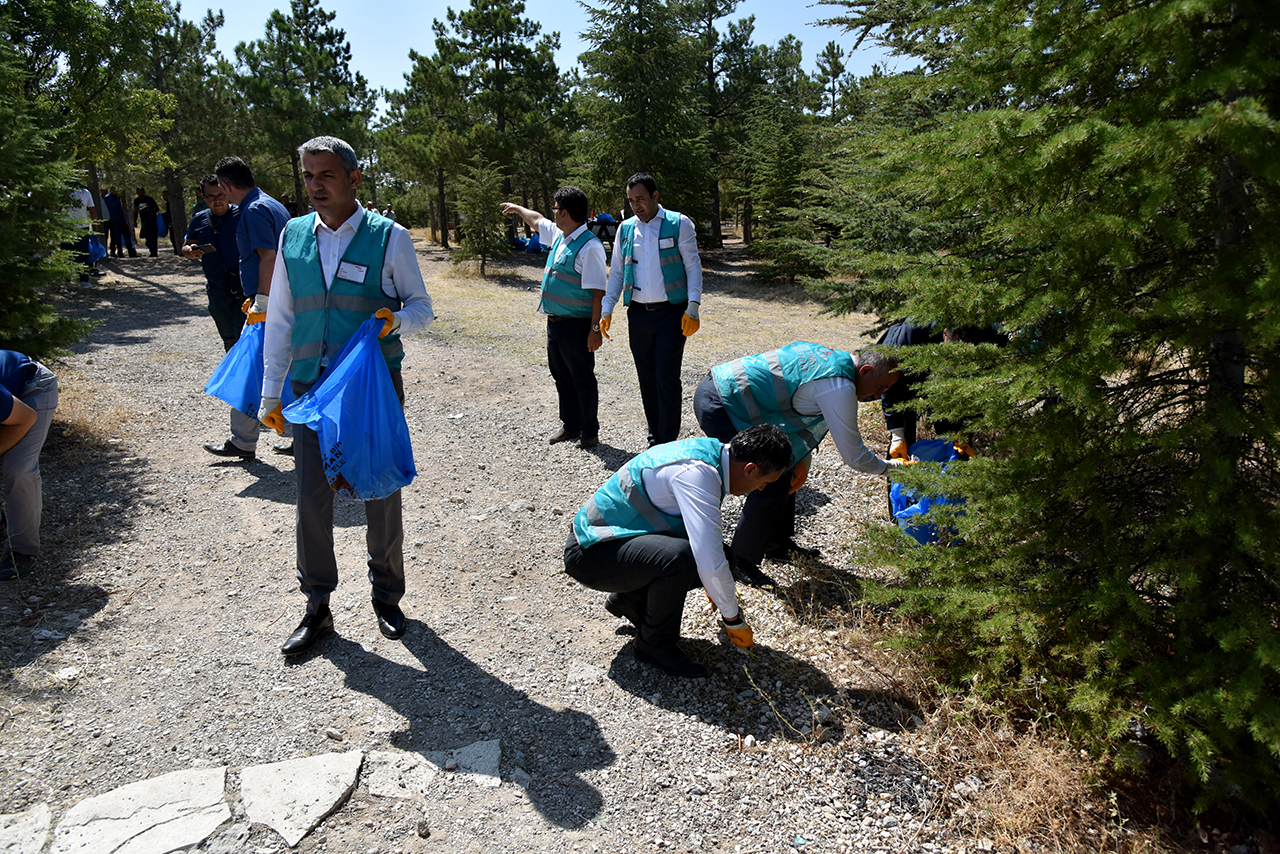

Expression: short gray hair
xmin=297 ymin=136 xmax=360 ymax=173
xmin=854 ymin=345 xmax=899 ymax=377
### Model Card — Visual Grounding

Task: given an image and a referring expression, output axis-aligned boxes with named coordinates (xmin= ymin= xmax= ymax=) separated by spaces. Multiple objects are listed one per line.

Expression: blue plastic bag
xmin=87 ymin=235 xmax=107 ymax=263
xmin=282 ymin=317 xmax=416 ymax=501
xmin=203 ymin=322 xmax=294 ymax=417
xmin=889 ymin=439 xmax=968 ymax=546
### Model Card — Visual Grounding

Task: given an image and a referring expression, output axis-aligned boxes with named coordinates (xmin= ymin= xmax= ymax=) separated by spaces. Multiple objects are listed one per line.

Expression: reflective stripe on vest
xmin=283 ymin=210 xmax=402 ymax=382
xmin=538 ymin=229 xmax=599 ymax=317
xmin=573 ymin=438 xmax=726 ymax=547
xmin=710 ymin=341 xmax=858 ymax=466
xmin=616 ymin=209 xmax=688 ymax=306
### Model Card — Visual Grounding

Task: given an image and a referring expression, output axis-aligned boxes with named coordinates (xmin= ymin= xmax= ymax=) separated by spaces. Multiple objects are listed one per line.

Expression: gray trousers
xmin=292 ymin=371 xmax=405 ymax=615
xmin=2 ymin=363 xmax=58 ymax=557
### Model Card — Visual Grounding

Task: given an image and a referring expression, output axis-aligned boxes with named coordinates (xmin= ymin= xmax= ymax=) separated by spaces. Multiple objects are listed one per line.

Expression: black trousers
xmin=627 ymin=301 xmax=687 ymax=445
xmin=564 ymin=530 xmax=701 ymax=649
xmin=693 ymin=373 xmax=795 ymax=566
xmin=291 ymin=370 xmax=406 ymax=614
xmin=546 ymin=316 xmax=599 ymax=436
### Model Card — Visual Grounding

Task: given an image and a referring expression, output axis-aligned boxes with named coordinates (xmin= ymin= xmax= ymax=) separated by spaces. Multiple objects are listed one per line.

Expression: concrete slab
xmin=452 ymin=740 xmax=501 ymax=788
xmin=0 ymin=803 xmax=50 ymax=854
xmin=239 ymin=751 xmax=362 ymax=847
xmin=50 ymin=767 xmax=229 ymax=854
xmin=364 ymin=750 xmax=445 ymax=799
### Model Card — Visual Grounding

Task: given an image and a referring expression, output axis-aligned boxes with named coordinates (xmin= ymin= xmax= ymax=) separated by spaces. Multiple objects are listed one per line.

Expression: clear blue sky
xmin=208 ymin=0 xmax=899 ymax=101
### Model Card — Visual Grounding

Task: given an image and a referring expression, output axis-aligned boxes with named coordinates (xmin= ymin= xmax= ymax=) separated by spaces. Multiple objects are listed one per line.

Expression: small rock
xmin=881 ymin=816 xmax=898 ymax=828
xmin=743 ymin=735 xmax=756 ymax=747
xmin=445 ymin=760 xmax=459 ymax=772
xmin=507 ymin=500 xmax=534 ymax=512
xmin=509 ymin=768 xmax=532 ymax=788
xmin=325 ymin=728 xmax=343 ymax=741
xmin=416 ymin=820 xmax=430 ymax=838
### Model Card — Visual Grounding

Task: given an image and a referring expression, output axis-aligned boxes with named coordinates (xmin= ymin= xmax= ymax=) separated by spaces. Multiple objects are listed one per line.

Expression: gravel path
xmin=0 ymin=240 xmax=986 ymax=853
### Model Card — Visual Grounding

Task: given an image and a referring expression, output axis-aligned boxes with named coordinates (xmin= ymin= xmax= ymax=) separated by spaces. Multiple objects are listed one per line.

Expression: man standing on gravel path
xmin=599 ymin=173 xmax=704 ymax=448
xmin=258 ymin=135 xmax=435 ymax=657
xmin=693 ymin=342 xmax=904 ymax=588
xmin=564 ymin=424 xmax=792 ymax=678
xmin=203 ymin=156 xmax=291 ymax=460
xmin=501 ymin=187 xmax=607 ymax=449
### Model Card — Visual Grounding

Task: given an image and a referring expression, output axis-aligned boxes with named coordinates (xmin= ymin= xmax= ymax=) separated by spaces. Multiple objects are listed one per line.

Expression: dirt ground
xmin=1 ymin=236 xmax=989 ymax=853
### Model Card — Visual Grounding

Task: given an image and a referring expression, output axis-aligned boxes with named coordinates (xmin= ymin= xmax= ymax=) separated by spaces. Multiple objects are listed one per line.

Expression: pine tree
xmin=813 ymin=41 xmax=847 ymax=119
xmin=0 ymin=42 xmax=91 ymax=360
xmin=452 ymin=158 xmax=509 ymax=276
xmin=818 ymin=0 xmax=1280 ymax=807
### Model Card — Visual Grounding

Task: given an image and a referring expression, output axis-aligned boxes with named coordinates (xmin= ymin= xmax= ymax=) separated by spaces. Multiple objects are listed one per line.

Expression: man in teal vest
xmin=501 ymin=187 xmax=607 ymax=448
xmin=693 ymin=342 xmax=904 ymax=587
xmin=599 ymin=173 xmax=704 ymax=448
xmin=258 ymin=135 xmax=436 ymax=657
xmin=564 ymin=425 xmax=792 ymax=678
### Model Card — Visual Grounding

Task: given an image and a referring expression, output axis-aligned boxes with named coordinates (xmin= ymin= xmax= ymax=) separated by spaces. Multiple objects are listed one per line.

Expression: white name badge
xmin=658 ymin=237 xmax=676 ymax=250
xmin=337 ymin=260 xmax=368 ymax=283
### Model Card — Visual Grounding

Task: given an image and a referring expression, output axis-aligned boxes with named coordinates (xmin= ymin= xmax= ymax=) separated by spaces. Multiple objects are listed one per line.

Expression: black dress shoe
xmin=762 ymin=539 xmax=821 ymax=563
xmin=549 ymin=427 xmax=581 ymax=445
xmin=730 ymin=558 xmax=779 ymax=589
xmin=273 ymin=442 xmax=294 ymax=456
xmin=605 ymin=592 xmax=644 ymax=628
xmin=372 ymin=599 xmax=406 ymax=639
xmin=579 ymin=434 xmax=599 ymax=449
xmin=281 ymin=606 xmax=333 ymax=656
xmin=203 ymin=440 xmax=254 ymax=460
xmin=634 ymin=639 xmax=707 ymax=678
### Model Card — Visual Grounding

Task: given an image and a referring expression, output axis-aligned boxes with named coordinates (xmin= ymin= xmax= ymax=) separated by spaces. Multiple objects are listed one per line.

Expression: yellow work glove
xmin=888 ymin=428 xmax=909 ymax=460
xmin=259 ymin=396 xmax=285 ymax=435
xmin=375 ymin=307 xmax=401 ymax=339
xmin=681 ymin=301 xmax=700 ymax=337
xmin=599 ymin=313 xmax=611 ymax=339
xmin=789 ymin=454 xmax=811 ymax=495
xmin=242 ymin=294 xmax=268 ymax=325
xmin=722 ymin=611 xmax=754 ymax=650
xmin=954 ymin=441 xmax=977 ymax=459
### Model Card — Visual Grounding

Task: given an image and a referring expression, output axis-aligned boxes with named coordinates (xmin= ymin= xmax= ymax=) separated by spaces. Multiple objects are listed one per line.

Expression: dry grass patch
xmin=42 ymin=367 xmax=131 ymax=467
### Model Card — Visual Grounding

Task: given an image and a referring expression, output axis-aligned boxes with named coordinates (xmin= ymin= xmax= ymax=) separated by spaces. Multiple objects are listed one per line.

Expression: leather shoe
xmin=549 ymin=427 xmax=581 ymax=445
xmin=281 ymin=606 xmax=333 ymax=656
xmin=762 ymin=539 xmax=821 ymax=563
xmin=605 ymin=592 xmax=644 ymax=628
xmin=634 ymin=639 xmax=707 ymax=678
xmin=372 ymin=599 xmax=406 ymax=639
xmin=579 ymin=434 xmax=599 ymax=449
xmin=273 ymin=442 xmax=294 ymax=456
xmin=730 ymin=558 xmax=779 ymax=589
xmin=203 ymin=440 xmax=254 ymax=460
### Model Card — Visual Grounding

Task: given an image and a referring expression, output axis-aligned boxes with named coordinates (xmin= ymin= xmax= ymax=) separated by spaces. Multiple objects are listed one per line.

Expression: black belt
xmin=630 ymin=300 xmax=686 ymax=312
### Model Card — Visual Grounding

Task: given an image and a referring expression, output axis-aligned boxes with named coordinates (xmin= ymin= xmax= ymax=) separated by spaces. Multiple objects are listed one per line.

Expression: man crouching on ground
xmin=563 ymin=424 xmax=792 ymax=678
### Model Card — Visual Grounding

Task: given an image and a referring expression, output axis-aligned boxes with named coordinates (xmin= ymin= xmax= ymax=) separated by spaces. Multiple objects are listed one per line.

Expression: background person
xmin=134 ymin=188 xmax=160 ymax=257
xmin=501 ymin=187 xmax=607 ymax=449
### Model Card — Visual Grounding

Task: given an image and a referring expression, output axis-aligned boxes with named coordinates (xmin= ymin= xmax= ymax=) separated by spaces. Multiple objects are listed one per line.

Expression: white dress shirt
xmin=792 ymin=377 xmax=889 ymax=475
xmin=262 ymin=203 xmax=435 ymax=398
xmin=536 ymin=218 xmax=607 ymax=315
xmin=639 ymin=446 xmax=740 ymax=620
xmin=602 ymin=205 xmax=703 ymax=315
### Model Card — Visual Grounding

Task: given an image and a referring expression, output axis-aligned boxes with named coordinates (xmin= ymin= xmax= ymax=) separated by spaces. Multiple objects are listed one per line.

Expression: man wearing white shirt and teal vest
xmin=694 ymin=342 xmax=904 ymax=587
xmin=501 ymin=187 xmax=607 ymax=448
xmin=600 ymin=174 xmax=703 ymax=448
xmin=564 ymin=425 xmax=792 ymax=678
xmin=258 ymin=136 xmax=436 ymax=657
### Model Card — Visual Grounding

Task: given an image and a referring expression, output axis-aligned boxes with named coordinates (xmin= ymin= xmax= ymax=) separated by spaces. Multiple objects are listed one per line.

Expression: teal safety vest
xmin=538 ymin=228 xmax=601 ymax=318
xmin=573 ymin=438 xmax=726 ymax=548
xmin=711 ymin=341 xmax=858 ymax=465
xmin=283 ymin=210 xmax=403 ymax=383
xmin=615 ymin=208 xmax=688 ymax=306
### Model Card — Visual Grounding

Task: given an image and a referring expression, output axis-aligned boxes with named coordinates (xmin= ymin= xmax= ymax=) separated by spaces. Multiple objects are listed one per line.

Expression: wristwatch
xmin=591 ymin=323 xmax=601 ymax=332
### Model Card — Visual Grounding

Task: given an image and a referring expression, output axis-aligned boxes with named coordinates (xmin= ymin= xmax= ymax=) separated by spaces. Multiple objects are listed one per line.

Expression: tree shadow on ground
xmin=318 ymin=627 xmax=612 ymax=829
xmin=61 ymin=256 xmax=206 ymax=351
xmin=0 ymin=417 xmax=142 ymax=676
xmin=605 ymin=635 xmax=920 ymax=741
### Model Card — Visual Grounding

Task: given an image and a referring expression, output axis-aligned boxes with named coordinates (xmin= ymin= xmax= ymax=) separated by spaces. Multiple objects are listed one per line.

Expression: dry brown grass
xmin=42 ymin=366 xmax=131 ymax=467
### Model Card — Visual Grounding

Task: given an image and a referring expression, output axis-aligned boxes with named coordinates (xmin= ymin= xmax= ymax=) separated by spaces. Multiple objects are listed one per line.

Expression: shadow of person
xmin=318 ymin=625 xmax=612 ymax=829
xmin=605 ymin=636 xmax=920 ymax=742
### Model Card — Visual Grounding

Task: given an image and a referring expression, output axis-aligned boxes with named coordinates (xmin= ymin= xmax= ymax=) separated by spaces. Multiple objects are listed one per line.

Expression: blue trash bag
xmin=889 ymin=439 xmax=968 ymax=546
xmin=282 ymin=317 xmax=416 ymax=501
xmin=203 ymin=322 xmax=295 ymax=418
xmin=525 ymin=235 xmax=542 ymax=253
xmin=87 ymin=235 xmax=107 ymax=263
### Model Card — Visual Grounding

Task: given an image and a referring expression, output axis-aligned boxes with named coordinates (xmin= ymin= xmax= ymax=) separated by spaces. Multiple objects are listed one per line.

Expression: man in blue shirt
xmin=206 ymin=156 xmax=291 ymax=459
xmin=102 ymin=189 xmax=138 ymax=258
xmin=1 ymin=352 xmax=58 ymax=581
